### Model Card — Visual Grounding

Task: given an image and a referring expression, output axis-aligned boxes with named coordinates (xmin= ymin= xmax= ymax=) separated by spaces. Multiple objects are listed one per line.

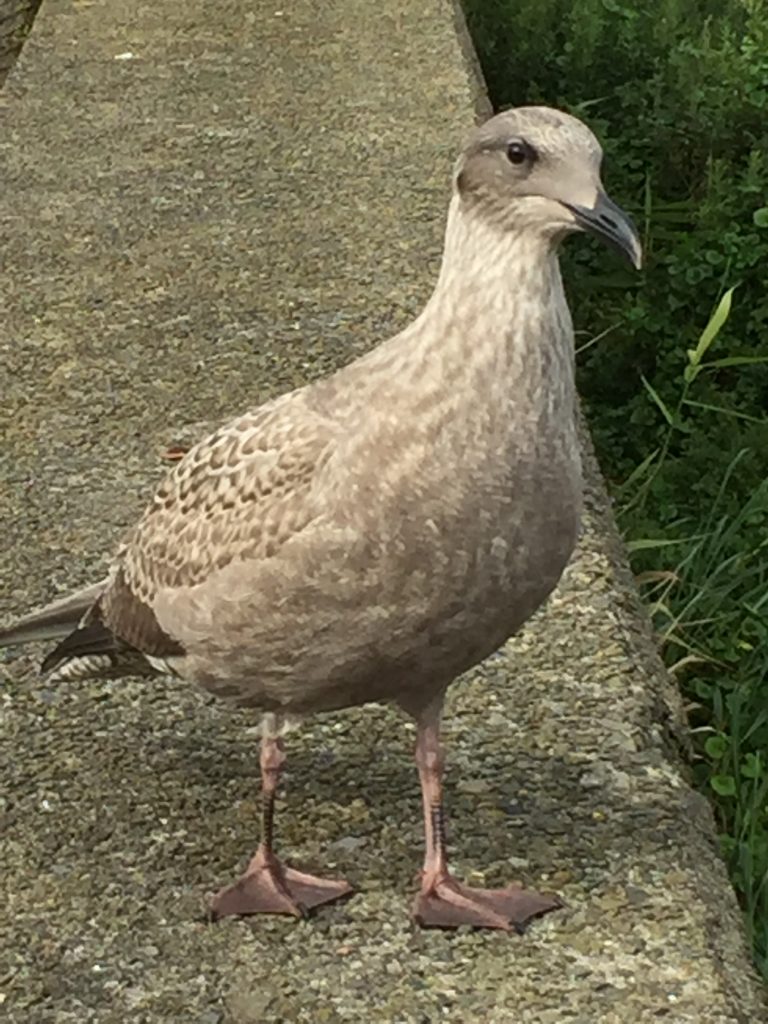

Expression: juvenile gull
xmin=0 ymin=107 xmax=641 ymax=930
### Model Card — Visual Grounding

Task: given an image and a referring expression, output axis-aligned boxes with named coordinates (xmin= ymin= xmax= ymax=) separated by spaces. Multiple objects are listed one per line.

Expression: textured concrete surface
xmin=0 ymin=1 xmax=765 ymax=1022
xmin=0 ymin=0 xmax=41 ymax=85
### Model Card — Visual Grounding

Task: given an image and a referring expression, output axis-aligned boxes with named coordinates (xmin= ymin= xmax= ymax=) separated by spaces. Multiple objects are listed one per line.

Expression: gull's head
xmin=455 ymin=106 xmax=642 ymax=269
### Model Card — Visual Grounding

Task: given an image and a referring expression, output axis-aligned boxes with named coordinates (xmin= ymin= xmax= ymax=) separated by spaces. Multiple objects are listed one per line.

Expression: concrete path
xmin=1 ymin=1 xmax=764 ymax=1021
xmin=0 ymin=0 xmax=40 ymax=85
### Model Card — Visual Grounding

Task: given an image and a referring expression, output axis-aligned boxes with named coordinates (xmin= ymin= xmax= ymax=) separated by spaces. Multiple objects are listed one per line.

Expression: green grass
xmin=635 ymin=472 xmax=768 ymax=975
xmin=462 ymin=0 xmax=768 ymax=978
xmin=621 ymin=294 xmax=768 ymax=975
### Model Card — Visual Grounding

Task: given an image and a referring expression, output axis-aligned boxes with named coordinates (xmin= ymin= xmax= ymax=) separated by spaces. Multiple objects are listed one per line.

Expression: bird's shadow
xmin=9 ymin=674 xmax=697 ymax=927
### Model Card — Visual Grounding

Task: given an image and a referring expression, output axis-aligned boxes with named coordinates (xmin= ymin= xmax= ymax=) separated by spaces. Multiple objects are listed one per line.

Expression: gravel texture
xmin=1 ymin=1 xmax=765 ymax=1022
xmin=0 ymin=0 xmax=41 ymax=86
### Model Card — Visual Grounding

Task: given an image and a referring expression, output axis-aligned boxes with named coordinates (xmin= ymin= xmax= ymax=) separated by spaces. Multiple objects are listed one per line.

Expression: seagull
xmin=0 ymin=106 xmax=641 ymax=930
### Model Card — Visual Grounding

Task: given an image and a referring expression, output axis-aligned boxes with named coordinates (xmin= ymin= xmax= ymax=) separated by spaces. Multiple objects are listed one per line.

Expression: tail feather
xmin=40 ymin=620 xmax=120 ymax=675
xmin=0 ymin=580 xmax=107 ymax=647
xmin=42 ymin=621 xmax=157 ymax=681
xmin=3 ymin=578 xmax=167 ymax=682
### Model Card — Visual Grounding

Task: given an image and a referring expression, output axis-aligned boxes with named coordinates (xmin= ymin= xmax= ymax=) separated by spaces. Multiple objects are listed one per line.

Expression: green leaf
xmin=711 ymin=774 xmax=737 ymax=797
xmin=741 ymin=753 xmax=763 ymax=780
xmin=681 ymin=399 xmax=766 ymax=425
xmin=620 ymin=448 xmax=659 ymax=490
xmin=705 ymin=735 xmax=730 ymax=759
xmin=694 ymin=679 xmax=714 ymax=700
xmin=687 ymin=287 xmax=736 ymax=368
xmin=700 ymin=355 xmax=768 ymax=369
xmin=640 ymin=374 xmax=675 ymax=425
xmin=626 ymin=537 xmax=689 ymax=552
xmin=753 ymin=206 xmax=768 ymax=228
xmin=719 ymin=834 xmax=737 ymax=857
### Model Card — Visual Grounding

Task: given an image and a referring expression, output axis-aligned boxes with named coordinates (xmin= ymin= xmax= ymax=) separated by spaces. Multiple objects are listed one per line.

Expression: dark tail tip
xmin=41 ymin=621 xmax=119 ymax=676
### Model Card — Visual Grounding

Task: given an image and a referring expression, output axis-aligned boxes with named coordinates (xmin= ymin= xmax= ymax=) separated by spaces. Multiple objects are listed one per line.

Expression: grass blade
xmin=641 ymin=375 xmax=675 ymax=425
xmin=687 ymin=286 xmax=735 ymax=367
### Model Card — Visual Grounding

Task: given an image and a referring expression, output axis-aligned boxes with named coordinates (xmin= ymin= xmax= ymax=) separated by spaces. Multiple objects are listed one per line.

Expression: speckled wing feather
xmin=98 ymin=394 xmax=337 ymax=656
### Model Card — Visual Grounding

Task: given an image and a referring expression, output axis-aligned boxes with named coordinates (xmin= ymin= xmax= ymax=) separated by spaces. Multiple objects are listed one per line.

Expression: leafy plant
xmin=464 ymin=0 xmax=768 ymax=977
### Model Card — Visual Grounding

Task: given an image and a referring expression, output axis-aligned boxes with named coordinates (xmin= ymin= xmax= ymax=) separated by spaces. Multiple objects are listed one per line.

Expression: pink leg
xmin=210 ymin=729 xmax=353 ymax=920
xmin=412 ymin=703 xmax=562 ymax=931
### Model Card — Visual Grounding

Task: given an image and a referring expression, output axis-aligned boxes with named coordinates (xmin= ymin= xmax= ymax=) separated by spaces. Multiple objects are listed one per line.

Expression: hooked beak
xmin=562 ymin=191 xmax=643 ymax=269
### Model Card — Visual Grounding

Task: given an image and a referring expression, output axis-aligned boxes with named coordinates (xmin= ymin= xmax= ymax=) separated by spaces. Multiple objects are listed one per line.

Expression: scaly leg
xmin=412 ymin=702 xmax=561 ymax=931
xmin=210 ymin=719 xmax=353 ymax=920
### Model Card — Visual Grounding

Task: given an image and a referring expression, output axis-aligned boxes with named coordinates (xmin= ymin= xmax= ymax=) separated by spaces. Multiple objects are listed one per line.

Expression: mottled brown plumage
xmin=0 ymin=107 xmax=641 ymax=928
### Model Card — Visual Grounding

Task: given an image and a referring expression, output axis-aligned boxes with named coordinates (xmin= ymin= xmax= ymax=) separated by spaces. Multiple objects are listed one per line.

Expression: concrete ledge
xmin=0 ymin=0 xmax=41 ymax=86
xmin=1 ymin=1 xmax=764 ymax=1021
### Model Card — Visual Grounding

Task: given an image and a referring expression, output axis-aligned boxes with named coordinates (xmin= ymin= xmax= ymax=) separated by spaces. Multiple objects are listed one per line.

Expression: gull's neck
xmin=365 ymin=196 xmax=576 ymax=415
xmin=417 ymin=195 xmax=568 ymax=358
xmin=317 ymin=196 xmax=577 ymax=444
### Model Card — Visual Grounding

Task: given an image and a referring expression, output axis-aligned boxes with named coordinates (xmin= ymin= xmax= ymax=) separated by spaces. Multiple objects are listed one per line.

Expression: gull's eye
xmin=506 ymin=139 xmax=535 ymax=166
